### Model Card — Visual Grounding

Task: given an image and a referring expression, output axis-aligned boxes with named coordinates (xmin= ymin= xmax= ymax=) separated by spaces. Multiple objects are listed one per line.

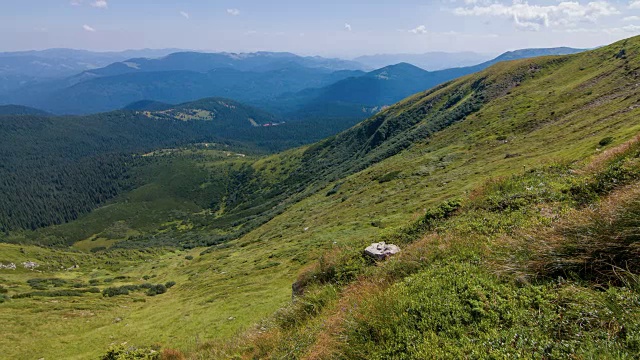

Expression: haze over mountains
xmin=0 ymin=47 xmax=584 ymax=117
xmin=0 ymin=48 xmax=182 ymax=94
xmin=354 ymin=51 xmax=493 ymax=71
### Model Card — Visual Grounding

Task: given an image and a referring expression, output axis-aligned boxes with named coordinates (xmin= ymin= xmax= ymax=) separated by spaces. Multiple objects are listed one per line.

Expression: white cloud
xmin=180 ymin=11 xmax=189 ymax=19
xmin=409 ymin=25 xmax=428 ymax=34
xmin=227 ymin=8 xmax=240 ymax=16
xmin=83 ymin=24 xmax=96 ymax=32
xmin=630 ymin=1 xmax=640 ymax=9
xmin=454 ymin=1 xmax=620 ymax=31
xmin=621 ymin=24 xmax=640 ymax=32
xmin=92 ymin=0 xmax=107 ymax=8
xmin=70 ymin=0 xmax=82 ymax=5
xmin=344 ymin=23 xmax=352 ymax=31
xmin=624 ymin=15 xmax=640 ymax=21
xmin=561 ymin=24 xmax=640 ymax=34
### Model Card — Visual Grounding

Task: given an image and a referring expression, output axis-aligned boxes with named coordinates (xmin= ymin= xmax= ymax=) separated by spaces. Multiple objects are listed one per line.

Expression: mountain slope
xmin=0 ymin=97 xmax=284 ymax=233
xmin=284 ymin=47 xmax=586 ymax=120
xmin=1 ymin=37 xmax=639 ymax=359
xmin=0 ymin=105 xmax=50 ymax=116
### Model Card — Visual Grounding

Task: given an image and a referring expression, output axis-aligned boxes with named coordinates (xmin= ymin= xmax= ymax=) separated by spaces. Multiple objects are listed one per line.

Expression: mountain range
xmin=0 ymin=48 xmax=182 ymax=94
xmin=276 ymin=47 xmax=587 ymax=120
xmin=354 ymin=51 xmax=493 ymax=70
xmin=0 ymin=47 xmax=584 ymax=117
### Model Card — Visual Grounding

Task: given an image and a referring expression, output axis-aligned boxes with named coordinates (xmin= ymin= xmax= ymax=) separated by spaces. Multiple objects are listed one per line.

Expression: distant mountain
xmin=0 ymin=47 xmax=584 ymax=117
xmin=0 ymin=104 xmax=50 ymax=116
xmin=283 ymin=47 xmax=586 ymax=120
xmin=75 ymin=51 xmax=366 ymax=79
xmin=4 ymin=65 xmax=364 ymax=114
xmin=0 ymin=48 xmax=181 ymax=94
xmin=0 ymin=50 xmax=366 ymax=114
xmin=354 ymin=51 xmax=493 ymax=71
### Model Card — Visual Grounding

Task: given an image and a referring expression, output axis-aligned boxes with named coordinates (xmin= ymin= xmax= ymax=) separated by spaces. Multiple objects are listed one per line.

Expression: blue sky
xmin=1 ymin=0 xmax=640 ymax=57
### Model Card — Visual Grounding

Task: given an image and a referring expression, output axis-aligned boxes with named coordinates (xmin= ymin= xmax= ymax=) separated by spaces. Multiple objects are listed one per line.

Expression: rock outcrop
xmin=364 ymin=242 xmax=400 ymax=260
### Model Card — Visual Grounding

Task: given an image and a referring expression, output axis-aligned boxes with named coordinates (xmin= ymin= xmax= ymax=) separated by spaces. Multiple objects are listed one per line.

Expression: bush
xmin=146 ymin=284 xmax=167 ymax=297
xmin=27 ymin=278 xmax=67 ymax=290
xmin=13 ymin=289 xmax=93 ymax=298
xmin=599 ymin=136 xmax=614 ymax=147
xmin=165 ymin=281 xmax=176 ymax=289
xmin=0 ymin=294 xmax=8 ymax=303
xmin=103 ymin=286 xmax=132 ymax=297
xmin=103 ymin=283 xmax=170 ymax=298
xmin=185 ymin=255 xmax=194 ymax=261
xmin=101 ymin=343 xmax=160 ymax=360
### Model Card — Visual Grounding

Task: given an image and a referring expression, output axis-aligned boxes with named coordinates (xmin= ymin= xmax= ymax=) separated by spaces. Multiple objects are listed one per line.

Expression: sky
xmin=1 ymin=0 xmax=640 ymax=58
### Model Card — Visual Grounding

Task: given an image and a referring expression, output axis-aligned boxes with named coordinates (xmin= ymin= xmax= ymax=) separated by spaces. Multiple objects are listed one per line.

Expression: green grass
xmin=2 ymin=36 xmax=640 ymax=359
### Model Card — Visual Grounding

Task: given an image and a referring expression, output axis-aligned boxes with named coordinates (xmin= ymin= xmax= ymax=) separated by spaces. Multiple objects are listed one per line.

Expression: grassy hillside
xmin=1 ymin=36 xmax=640 ymax=359
xmin=277 ymin=47 xmax=585 ymax=121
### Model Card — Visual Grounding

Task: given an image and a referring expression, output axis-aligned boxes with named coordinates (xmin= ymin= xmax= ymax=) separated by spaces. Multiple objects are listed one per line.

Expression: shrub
xmin=0 ymin=294 xmax=8 ymax=303
xmin=101 ymin=343 xmax=160 ymax=360
xmin=0 ymin=286 xmax=7 ymax=294
xmin=13 ymin=289 xmax=90 ymax=298
xmin=185 ymin=255 xmax=194 ymax=261
xmin=103 ymin=286 xmax=132 ymax=297
xmin=165 ymin=281 xmax=176 ymax=289
xmin=27 ymin=278 xmax=67 ymax=290
xmin=90 ymin=246 xmax=107 ymax=253
xmin=146 ymin=284 xmax=167 ymax=297
xmin=599 ymin=136 xmax=614 ymax=147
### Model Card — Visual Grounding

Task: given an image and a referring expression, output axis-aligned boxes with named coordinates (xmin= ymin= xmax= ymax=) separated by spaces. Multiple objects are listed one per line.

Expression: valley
xmin=1 ymin=35 xmax=640 ymax=359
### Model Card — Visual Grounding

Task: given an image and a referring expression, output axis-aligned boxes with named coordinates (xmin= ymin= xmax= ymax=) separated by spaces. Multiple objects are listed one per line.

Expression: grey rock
xmin=364 ymin=242 xmax=400 ymax=260
xmin=0 ymin=263 xmax=16 ymax=270
xmin=22 ymin=261 xmax=39 ymax=270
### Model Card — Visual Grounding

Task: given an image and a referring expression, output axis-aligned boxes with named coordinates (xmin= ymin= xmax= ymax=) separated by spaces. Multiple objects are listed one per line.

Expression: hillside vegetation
xmin=0 ymin=37 xmax=639 ymax=359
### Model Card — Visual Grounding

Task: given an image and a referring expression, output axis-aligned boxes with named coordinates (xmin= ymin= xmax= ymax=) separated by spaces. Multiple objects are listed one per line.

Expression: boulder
xmin=22 ymin=261 xmax=39 ymax=270
xmin=364 ymin=242 xmax=400 ymax=260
